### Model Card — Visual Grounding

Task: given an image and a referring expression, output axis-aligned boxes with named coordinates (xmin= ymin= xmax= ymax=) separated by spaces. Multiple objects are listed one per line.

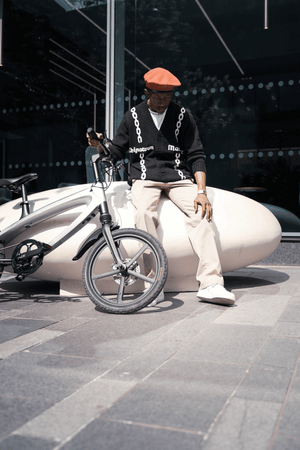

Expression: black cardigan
xmin=110 ymin=99 xmax=206 ymax=185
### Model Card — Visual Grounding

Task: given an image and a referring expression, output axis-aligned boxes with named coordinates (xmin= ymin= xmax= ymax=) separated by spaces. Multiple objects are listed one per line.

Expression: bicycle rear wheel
xmin=82 ymin=228 xmax=168 ymax=314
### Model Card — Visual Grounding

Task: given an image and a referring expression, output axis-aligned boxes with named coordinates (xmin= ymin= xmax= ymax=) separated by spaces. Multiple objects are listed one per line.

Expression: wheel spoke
xmin=116 ymin=276 xmax=126 ymax=304
xmin=125 ymin=242 xmax=149 ymax=268
xmin=127 ymin=269 xmax=156 ymax=284
xmin=92 ymin=268 xmax=120 ymax=281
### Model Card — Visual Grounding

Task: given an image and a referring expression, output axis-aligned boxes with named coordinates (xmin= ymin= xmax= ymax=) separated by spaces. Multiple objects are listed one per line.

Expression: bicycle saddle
xmin=0 ymin=173 xmax=38 ymax=192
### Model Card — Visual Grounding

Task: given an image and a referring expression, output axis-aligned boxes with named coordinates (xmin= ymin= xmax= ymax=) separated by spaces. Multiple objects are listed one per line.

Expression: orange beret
xmin=144 ymin=67 xmax=181 ymax=91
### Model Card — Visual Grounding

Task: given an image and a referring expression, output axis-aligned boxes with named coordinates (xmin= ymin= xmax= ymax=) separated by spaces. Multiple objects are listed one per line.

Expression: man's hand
xmin=194 ymin=193 xmax=213 ymax=222
xmin=86 ymin=132 xmax=103 ymax=153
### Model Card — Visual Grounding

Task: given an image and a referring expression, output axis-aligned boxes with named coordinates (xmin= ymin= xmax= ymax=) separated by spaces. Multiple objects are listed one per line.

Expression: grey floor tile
xmin=173 ymin=324 xmax=272 ymax=364
xmin=14 ymin=378 xmax=136 ymax=442
xmin=201 ymin=397 xmax=282 ymax=450
xmin=0 ymin=329 xmax=64 ymax=359
xmin=0 ymin=318 xmax=56 ymax=344
xmin=271 ymin=434 xmax=300 ymax=450
xmin=145 ymin=359 xmax=247 ymax=391
xmin=0 ymin=309 xmax=33 ymax=321
xmin=279 ymin=299 xmax=300 ymax=323
xmin=13 ymin=298 xmax=94 ymax=320
xmin=0 ymin=395 xmax=52 ymax=442
xmin=27 ymin=312 xmax=189 ymax=360
xmin=0 ymin=434 xmax=56 ymax=450
xmin=253 ymin=337 xmax=300 ymax=370
xmin=270 ymin=322 xmax=300 ymax=338
xmin=278 ymin=368 xmax=300 ymax=437
xmin=0 ymin=300 xmax=34 ymax=311
xmin=101 ymin=383 xmax=224 ymax=432
xmin=235 ymin=366 xmax=292 ymax=402
xmin=103 ymin=308 xmax=224 ymax=381
xmin=247 ymin=283 xmax=297 ymax=296
xmin=214 ymin=294 xmax=290 ymax=326
xmin=46 ymin=316 xmax=95 ymax=331
xmin=60 ymin=418 xmax=204 ymax=450
xmin=279 ymin=401 xmax=300 ymax=437
xmin=0 ymin=352 xmax=118 ymax=401
xmin=101 ymin=360 xmax=247 ymax=433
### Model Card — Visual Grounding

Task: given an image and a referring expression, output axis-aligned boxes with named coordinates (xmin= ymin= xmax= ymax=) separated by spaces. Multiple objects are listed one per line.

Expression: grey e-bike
xmin=0 ymin=140 xmax=168 ymax=314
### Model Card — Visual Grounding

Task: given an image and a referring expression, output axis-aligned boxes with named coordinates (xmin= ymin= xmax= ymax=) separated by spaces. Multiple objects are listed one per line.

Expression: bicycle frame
xmin=0 ymin=154 xmax=119 ymax=266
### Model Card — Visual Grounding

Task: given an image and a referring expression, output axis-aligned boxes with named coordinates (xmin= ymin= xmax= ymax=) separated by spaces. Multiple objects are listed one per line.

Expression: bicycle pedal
xmin=15 ymin=274 xmax=26 ymax=282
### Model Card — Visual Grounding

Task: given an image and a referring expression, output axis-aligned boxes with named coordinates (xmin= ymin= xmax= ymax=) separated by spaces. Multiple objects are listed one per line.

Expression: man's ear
xmin=144 ymin=88 xmax=150 ymax=98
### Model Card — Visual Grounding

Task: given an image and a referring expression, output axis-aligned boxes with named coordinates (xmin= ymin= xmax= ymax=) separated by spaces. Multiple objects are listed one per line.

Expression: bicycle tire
xmin=82 ymin=228 xmax=168 ymax=314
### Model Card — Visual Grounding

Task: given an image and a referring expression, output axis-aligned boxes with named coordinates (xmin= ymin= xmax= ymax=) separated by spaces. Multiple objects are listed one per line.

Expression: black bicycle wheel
xmin=82 ymin=228 xmax=168 ymax=314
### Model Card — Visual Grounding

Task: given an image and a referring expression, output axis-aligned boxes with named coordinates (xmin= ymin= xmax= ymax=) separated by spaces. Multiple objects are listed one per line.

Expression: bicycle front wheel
xmin=82 ymin=228 xmax=168 ymax=314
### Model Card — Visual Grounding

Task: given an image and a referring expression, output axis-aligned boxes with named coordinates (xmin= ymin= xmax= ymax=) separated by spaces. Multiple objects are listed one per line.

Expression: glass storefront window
xmin=1 ymin=0 xmax=107 ymax=192
xmin=122 ymin=0 xmax=300 ymax=233
xmin=1 ymin=0 xmax=300 ymax=233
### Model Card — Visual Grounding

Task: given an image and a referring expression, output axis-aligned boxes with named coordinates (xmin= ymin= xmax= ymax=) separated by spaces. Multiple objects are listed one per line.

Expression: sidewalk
xmin=0 ymin=265 xmax=300 ymax=450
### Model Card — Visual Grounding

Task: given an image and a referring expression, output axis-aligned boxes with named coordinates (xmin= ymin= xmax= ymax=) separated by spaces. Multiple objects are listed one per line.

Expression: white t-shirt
xmin=149 ymin=108 xmax=167 ymax=130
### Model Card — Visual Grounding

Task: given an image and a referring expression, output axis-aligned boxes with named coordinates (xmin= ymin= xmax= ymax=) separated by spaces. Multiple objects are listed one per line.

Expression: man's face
xmin=145 ymin=89 xmax=173 ymax=114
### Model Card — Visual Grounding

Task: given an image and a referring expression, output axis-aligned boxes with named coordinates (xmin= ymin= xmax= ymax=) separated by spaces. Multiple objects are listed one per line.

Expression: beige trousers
xmin=131 ymin=179 xmax=224 ymax=289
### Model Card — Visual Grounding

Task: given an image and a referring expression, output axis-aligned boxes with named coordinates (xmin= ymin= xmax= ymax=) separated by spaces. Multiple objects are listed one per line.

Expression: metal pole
xmin=94 ymin=93 xmax=97 ymax=131
xmin=106 ymin=0 xmax=115 ymax=139
xmin=2 ymin=139 xmax=6 ymax=178
xmin=264 ymin=0 xmax=268 ymax=29
xmin=0 ymin=0 xmax=3 ymax=66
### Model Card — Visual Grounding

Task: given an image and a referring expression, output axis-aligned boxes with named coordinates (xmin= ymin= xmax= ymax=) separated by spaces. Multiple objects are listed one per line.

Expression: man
xmin=87 ymin=67 xmax=235 ymax=306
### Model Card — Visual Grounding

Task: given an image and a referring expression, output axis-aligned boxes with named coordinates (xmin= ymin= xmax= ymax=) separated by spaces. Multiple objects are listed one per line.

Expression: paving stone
xmin=60 ymin=418 xmax=204 ymax=450
xmin=14 ymin=379 xmax=136 ymax=442
xmin=0 ymin=329 xmax=64 ymax=359
xmin=46 ymin=317 xmax=96 ymax=332
xmin=0 ymin=352 xmax=119 ymax=401
xmin=248 ymin=283 xmax=297 ymax=296
xmin=214 ymin=295 xmax=290 ymax=326
xmin=235 ymin=366 xmax=292 ymax=402
xmin=0 ymin=318 xmax=56 ymax=344
xmin=278 ymin=298 xmax=300 ymax=322
xmin=27 ymin=312 xmax=193 ymax=360
xmin=0 ymin=265 xmax=300 ymax=449
xmin=0 ymin=309 xmax=32 ymax=321
xmin=253 ymin=337 xmax=300 ymax=370
xmin=0 ymin=395 xmax=53 ymax=443
xmin=270 ymin=322 xmax=300 ymax=338
xmin=100 ymin=383 xmax=222 ymax=432
xmin=103 ymin=308 xmax=224 ymax=381
xmin=201 ymin=398 xmax=282 ymax=450
xmin=0 ymin=300 xmax=34 ymax=311
xmin=101 ymin=360 xmax=247 ymax=433
xmin=278 ymin=366 xmax=300 ymax=437
xmin=12 ymin=298 xmax=94 ymax=321
xmin=0 ymin=434 xmax=57 ymax=450
xmin=173 ymin=324 xmax=272 ymax=364
xmin=271 ymin=434 xmax=300 ymax=450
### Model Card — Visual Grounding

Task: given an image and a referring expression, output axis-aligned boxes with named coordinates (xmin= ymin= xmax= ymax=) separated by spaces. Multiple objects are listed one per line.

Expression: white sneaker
xmin=143 ymin=289 xmax=165 ymax=307
xmin=197 ymin=284 xmax=235 ymax=306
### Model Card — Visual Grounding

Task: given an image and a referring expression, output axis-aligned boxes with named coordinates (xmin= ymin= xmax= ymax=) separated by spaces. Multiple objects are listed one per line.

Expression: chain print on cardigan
xmin=131 ymin=107 xmax=142 ymax=143
xmin=174 ymin=152 xmax=186 ymax=180
xmin=139 ymin=153 xmax=147 ymax=180
xmin=173 ymin=107 xmax=186 ymax=179
xmin=175 ymin=107 xmax=186 ymax=141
